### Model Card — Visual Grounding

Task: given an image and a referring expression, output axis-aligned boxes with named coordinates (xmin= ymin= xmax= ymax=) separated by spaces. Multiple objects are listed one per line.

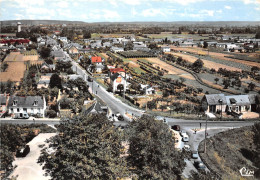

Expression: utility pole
xmin=204 ymin=113 xmax=208 ymax=153
xmin=124 ymin=67 xmax=126 ymax=100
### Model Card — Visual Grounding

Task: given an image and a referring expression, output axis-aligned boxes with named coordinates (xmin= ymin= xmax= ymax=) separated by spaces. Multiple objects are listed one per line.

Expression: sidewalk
xmin=0 ymin=117 xmax=60 ymax=121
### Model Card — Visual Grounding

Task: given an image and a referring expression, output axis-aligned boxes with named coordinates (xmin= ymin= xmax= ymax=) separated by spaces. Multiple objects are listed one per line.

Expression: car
xmin=117 ymin=115 xmax=124 ymax=121
xmin=194 ymin=161 xmax=206 ymax=170
xmin=191 ymin=150 xmax=199 ymax=159
xmin=183 ymin=145 xmax=191 ymax=151
xmin=171 ymin=125 xmax=180 ymax=131
xmin=16 ymin=145 xmax=30 ymax=157
xmin=182 ymin=134 xmax=189 ymax=142
xmin=180 ymin=130 xmax=187 ymax=137
xmin=88 ymin=76 xmax=93 ymax=82
xmin=115 ymin=113 xmax=121 ymax=117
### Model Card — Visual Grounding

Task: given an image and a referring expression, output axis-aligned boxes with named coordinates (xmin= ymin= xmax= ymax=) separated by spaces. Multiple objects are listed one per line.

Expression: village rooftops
xmin=91 ymin=56 xmax=102 ymax=63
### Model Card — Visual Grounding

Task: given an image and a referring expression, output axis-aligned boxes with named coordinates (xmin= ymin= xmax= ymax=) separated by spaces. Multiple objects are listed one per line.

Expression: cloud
xmin=102 ymin=10 xmax=120 ymax=20
xmin=141 ymin=8 xmax=166 ymax=17
xmin=199 ymin=10 xmax=214 ymax=16
xmin=224 ymin=5 xmax=232 ymax=9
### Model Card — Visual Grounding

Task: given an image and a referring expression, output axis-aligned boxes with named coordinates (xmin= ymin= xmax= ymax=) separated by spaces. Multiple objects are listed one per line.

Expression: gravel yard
xmin=9 ymin=133 xmax=56 ymax=180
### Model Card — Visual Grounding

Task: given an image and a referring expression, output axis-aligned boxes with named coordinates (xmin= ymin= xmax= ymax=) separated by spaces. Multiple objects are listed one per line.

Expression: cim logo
xmin=239 ymin=167 xmax=254 ymax=177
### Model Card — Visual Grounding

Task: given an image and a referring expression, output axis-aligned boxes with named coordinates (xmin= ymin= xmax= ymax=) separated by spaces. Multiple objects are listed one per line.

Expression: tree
xmin=147 ymin=100 xmax=156 ymax=110
xmin=49 ymin=74 xmax=62 ymax=89
xmin=192 ymin=59 xmax=204 ymax=73
xmin=248 ymin=82 xmax=256 ymax=91
xmin=127 ymin=115 xmax=185 ymax=179
xmin=256 ymin=31 xmax=260 ymax=39
xmin=38 ymin=114 xmax=129 ymax=179
xmin=40 ymin=46 xmax=51 ymax=59
xmin=124 ymin=42 xmax=134 ymax=51
xmin=214 ymin=78 xmax=219 ymax=84
xmin=222 ymin=78 xmax=230 ymax=89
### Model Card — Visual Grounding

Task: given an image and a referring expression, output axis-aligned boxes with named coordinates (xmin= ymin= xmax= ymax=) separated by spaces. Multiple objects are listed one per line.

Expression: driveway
xmin=9 ymin=133 xmax=56 ymax=180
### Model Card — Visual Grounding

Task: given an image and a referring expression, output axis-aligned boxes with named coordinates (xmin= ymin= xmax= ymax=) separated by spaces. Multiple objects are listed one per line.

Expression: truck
xmin=14 ymin=112 xmax=29 ymax=119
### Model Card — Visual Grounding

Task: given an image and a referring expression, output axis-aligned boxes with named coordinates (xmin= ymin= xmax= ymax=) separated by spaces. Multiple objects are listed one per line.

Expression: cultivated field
xmin=0 ymin=62 xmax=26 ymax=82
xmin=169 ymin=52 xmax=242 ymax=71
xmin=171 ymin=47 xmax=260 ymax=68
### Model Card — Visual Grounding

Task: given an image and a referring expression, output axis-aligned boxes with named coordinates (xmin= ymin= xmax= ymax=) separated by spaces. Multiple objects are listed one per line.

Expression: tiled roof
xmin=91 ymin=56 xmax=102 ymax=63
xmin=8 ymin=96 xmax=44 ymax=108
xmin=109 ymin=68 xmax=125 ymax=73
xmin=205 ymin=94 xmax=226 ymax=105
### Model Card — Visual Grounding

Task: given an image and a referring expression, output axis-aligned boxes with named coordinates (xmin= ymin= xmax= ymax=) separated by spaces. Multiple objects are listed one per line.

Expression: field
xmin=0 ymin=62 xmax=26 ymax=82
xmin=169 ymin=52 xmax=242 ymax=71
xmin=91 ymin=33 xmax=134 ymax=38
xmin=143 ymin=57 xmax=187 ymax=75
xmin=171 ymin=47 xmax=260 ymax=68
xmin=199 ymin=126 xmax=258 ymax=180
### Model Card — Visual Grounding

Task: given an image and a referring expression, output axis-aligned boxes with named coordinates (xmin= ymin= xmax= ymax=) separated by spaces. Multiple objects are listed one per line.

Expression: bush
xmin=46 ymin=110 xmax=57 ymax=118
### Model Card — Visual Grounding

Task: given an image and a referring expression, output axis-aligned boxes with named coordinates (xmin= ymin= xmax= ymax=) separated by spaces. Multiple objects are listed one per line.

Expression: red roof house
xmin=91 ymin=56 xmax=102 ymax=63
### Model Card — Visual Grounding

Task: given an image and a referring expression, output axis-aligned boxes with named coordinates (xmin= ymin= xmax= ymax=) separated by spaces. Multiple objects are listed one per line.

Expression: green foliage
xmin=50 ymin=73 xmax=62 ymax=89
xmin=127 ymin=115 xmax=185 ymax=179
xmin=192 ymin=59 xmax=204 ymax=73
xmin=46 ymin=110 xmax=57 ymax=118
xmin=38 ymin=114 xmax=129 ymax=179
xmin=55 ymin=60 xmax=73 ymax=74
xmin=40 ymin=46 xmax=51 ymax=59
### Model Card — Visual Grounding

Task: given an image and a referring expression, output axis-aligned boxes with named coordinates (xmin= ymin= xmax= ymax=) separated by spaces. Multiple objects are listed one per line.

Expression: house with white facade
xmin=8 ymin=96 xmax=46 ymax=117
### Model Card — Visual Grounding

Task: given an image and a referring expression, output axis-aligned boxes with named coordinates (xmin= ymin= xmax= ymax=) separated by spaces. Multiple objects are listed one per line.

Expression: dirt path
xmin=9 ymin=133 xmax=56 ymax=180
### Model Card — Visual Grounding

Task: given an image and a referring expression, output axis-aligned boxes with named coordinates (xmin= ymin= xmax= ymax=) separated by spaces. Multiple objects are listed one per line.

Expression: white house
xmin=8 ymin=96 xmax=46 ymax=117
xmin=161 ymin=46 xmax=171 ymax=52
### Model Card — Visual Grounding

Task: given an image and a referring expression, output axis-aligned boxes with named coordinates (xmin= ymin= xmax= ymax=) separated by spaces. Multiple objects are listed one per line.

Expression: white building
xmin=8 ymin=96 xmax=46 ymax=117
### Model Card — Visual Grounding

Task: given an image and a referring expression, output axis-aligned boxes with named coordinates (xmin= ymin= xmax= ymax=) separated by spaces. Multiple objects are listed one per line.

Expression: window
xmin=11 ymin=108 xmax=13 ymax=113
xmin=17 ymin=108 xmax=20 ymax=112
xmin=33 ymin=100 xmax=38 ymax=106
xmin=13 ymin=100 xmax=18 ymax=106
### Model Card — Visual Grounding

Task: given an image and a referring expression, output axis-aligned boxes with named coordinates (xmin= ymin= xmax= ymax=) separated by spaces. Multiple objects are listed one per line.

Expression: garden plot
xmin=170 ymin=52 xmax=241 ymax=71
xmin=164 ymin=74 xmax=223 ymax=94
xmin=188 ymin=53 xmax=251 ymax=71
xmin=171 ymin=47 xmax=260 ymax=68
xmin=144 ymin=58 xmax=187 ymax=75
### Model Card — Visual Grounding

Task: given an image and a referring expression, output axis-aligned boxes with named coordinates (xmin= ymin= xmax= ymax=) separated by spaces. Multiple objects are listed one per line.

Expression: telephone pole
xmin=204 ymin=113 xmax=208 ymax=153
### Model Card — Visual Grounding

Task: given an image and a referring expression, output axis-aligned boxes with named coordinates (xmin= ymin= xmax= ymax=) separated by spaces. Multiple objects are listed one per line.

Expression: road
xmin=71 ymin=60 xmax=143 ymax=120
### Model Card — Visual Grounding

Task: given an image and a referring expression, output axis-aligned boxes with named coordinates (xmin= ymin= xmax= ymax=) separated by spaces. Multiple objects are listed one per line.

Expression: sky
xmin=0 ymin=0 xmax=260 ymax=22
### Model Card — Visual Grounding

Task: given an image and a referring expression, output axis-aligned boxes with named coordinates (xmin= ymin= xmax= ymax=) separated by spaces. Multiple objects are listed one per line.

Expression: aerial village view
xmin=0 ymin=0 xmax=260 ymax=179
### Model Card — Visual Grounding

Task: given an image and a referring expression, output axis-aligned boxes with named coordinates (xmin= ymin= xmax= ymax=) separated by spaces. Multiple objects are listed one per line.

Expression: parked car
xmin=182 ymin=134 xmax=189 ymax=142
xmin=191 ymin=150 xmax=199 ymax=159
xmin=88 ymin=76 xmax=93 ymax=82
xmin=180 ymin=130 xmax=187 ymax=137
xmin=16 ymin=145 xmax=30 ymax=157
xmin=194 ymin=160 xmax=206 ymax=170
xmin=183 ymin=145 xmax=191 ymax=151
xmin=171 ymin=125 xmax=180 ymax=131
